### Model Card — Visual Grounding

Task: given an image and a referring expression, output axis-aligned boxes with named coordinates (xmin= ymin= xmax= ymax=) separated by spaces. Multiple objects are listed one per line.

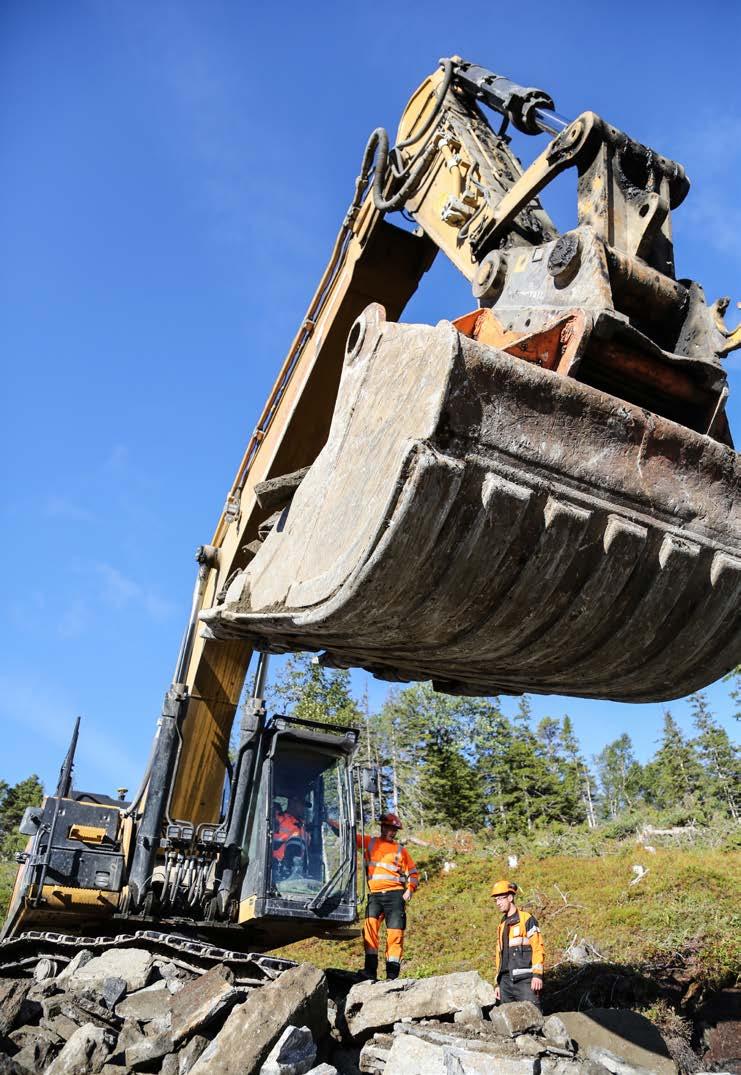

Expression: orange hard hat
xmin=379 ymin=812 xmax=403 ymax=830
xmin=490 ymin=878 xmax=518 ymax=898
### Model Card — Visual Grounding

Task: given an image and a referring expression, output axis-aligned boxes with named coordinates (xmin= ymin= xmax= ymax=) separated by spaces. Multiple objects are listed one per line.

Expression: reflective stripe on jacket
xmin=357 ymin=835 xmax=419 ymax=893
xmin=494 ymin=909 xmax=544 ymax=979
xmin=272 ymin=812 xmax=309 ymax=861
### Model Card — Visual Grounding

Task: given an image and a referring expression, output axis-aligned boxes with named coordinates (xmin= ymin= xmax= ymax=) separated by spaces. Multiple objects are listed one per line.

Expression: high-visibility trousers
xmin=363 ymin=889 xmax=407 ymax=964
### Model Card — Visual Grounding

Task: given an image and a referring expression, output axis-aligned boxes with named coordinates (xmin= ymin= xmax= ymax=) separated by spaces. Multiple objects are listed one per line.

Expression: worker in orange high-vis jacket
xmin=491 ymin=879 xmax=544 ymax=1009
xmin=358 ymin=812 xmax=419 ymax=980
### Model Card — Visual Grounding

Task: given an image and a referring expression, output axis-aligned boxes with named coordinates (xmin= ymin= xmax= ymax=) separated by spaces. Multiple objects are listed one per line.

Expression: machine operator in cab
xmin=358 ymin=812 xmax=419 ymax=980
xmin=272 ymin=795 xmax=310 ymax=881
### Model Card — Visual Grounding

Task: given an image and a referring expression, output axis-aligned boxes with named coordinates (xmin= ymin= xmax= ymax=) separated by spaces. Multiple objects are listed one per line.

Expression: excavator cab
xmin=236 ymin=716 xmax=359 ymax=946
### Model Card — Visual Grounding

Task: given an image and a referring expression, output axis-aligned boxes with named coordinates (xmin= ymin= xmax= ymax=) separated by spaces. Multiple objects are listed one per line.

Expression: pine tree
xmin=691 ymin=694 xmax=740 ymax=821
xmin=0 ymin=775 xmax=44 ymax=859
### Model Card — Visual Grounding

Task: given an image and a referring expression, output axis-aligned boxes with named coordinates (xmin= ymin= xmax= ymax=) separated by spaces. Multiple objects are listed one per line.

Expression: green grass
xmin=1 ymin=829 xmax=738 ymax=993
xmin=275 ymin=835 xmax=741 ymax=989
xmin=0 ymin=860 xmax=17 ymax=921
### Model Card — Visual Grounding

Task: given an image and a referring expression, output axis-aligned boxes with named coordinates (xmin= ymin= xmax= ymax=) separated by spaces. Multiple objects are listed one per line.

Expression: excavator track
xmin=0 ymin=930 xmax=296 ymax=983
xmin=203 ymin=305 xmax=741 ymax=702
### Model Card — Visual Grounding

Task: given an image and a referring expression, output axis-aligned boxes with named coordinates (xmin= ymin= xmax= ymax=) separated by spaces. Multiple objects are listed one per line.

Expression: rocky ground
xmin=0 ymin=947 xmax=737 ymax=1075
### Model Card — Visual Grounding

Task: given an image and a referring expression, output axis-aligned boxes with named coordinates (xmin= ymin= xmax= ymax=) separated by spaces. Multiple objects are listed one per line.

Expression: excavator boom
xmin=2 ymin=58 xmax=739 ymax=951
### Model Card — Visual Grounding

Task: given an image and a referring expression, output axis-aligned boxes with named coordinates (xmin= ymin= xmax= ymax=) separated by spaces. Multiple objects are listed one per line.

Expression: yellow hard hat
xmin=490 ymin=878 xmax=518 ymax=898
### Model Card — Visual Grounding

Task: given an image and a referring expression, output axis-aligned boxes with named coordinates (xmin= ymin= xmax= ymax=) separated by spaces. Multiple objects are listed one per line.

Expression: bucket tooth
xmin=201 ymin=306 xmax=741 ymax=703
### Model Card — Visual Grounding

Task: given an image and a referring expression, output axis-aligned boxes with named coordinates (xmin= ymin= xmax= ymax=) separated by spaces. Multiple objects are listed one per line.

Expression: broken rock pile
xmin=0 ymin=951 xmax=682 ymax=1075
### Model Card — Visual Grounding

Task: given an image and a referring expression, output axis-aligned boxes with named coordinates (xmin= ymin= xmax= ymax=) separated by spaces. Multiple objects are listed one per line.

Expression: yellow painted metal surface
xmin=35 ymin=886 xmax=120 ymax=911
xmin=68 ymin=824 xmax=108 ymax=844
xmin=238 ymin=895 xmax=258 ymax=922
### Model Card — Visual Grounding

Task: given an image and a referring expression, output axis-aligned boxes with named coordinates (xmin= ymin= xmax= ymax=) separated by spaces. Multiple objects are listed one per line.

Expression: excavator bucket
xmin=202 ymin=303 xmax=741 ymax=703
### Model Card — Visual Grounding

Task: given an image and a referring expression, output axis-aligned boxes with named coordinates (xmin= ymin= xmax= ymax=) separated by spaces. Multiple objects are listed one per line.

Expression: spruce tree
xmin=557 ymin=715 xmax=594 ymax=826
xmin=643 ymin=710 xmax=702 ymax=813
xmin=691 ymin=693 xmax=740 ymax=821
xmin=498 ymin=697 xmax=547 ymax=832
xmin=471 ymin=701 xmax=514 ymax=829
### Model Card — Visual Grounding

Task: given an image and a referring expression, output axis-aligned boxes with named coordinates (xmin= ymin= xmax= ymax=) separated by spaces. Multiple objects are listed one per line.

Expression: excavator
xmin=2 ymin=57 xmax=739 ymax=975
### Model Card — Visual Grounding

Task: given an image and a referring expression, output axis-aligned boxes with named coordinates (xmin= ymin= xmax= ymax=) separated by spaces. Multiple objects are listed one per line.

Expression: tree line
xmin=1 ymin=663 xmax=737 ymax=858
xmin=271 ymin=656 xmax=740 ymax=834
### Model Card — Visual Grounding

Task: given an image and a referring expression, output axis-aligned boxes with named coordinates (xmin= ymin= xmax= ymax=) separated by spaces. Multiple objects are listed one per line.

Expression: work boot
xmin=385 ymin=960 xmax=401 ymax=980
xmin=363 ymin=953 xmax=378 ymax=980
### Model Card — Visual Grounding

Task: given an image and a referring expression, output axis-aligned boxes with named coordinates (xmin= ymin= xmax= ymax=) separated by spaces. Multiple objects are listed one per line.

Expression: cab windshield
xmin=270 ymin=742 xmax=352 ymax=901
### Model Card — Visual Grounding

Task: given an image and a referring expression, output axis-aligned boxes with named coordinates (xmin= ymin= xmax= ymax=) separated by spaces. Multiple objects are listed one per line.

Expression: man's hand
xmin=494 ymin=985 xmax=501 ymax=1002
xmin=403 ymin=889 xmax=413 ymax=903
xmin=531 ymin=976 xmax=543 ymax=993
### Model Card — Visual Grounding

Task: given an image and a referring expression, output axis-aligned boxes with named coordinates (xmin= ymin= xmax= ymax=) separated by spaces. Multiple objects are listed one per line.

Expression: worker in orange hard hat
xmin=357 ymin=811 xmax=419 ymax=980
xmin=491 ymin=879 xmax=544 ymax=1009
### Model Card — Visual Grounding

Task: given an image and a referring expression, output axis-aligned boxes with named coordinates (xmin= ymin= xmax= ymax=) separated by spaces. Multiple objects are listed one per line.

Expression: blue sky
xmin=2 ymin=1 xmax=739 ymax=797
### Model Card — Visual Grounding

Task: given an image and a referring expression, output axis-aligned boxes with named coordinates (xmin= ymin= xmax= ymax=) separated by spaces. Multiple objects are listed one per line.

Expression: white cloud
xmin=93 ymin=562 xmax=175 ymax=621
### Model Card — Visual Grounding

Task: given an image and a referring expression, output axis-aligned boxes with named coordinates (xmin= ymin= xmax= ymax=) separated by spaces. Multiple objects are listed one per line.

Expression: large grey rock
xmin=8 ymin=1024 xmax=62 ymax=1052
xmin=57 ymin=951 xmax=93 ymax=981
xmin=40 ymin=1013 xmax=79 ymax=1042
xmin=124 ymin=1031 xmax=173 ymax=1069
xmin=305 ymin=1067 xmax=338 ymax=1075
xmin=99 ymin=977 xmax=127 ymax=1010
xmin=71 ymin=948 xmax=153 ymax=992
xmin=557 ymin=1011 xmax=676 ymax=1075
xmin=178 ymin=1034 xmax=209 ymax=1074
xmin=359 ymin=1033 xmax=393 ymax=1073
xmin=488 ymin=1001 xmax=543 ymax=1037
xmin=46 ymin=1023 xmax=115 ymax=1075
xmin=0 ymin=1056 xmax=34 ymax=1075
xmin=170 ymin=963 xmax=236 ymax=1044
xmin=384 ymin=1034 xmax=447 ymax=1075
xmin=453 ymin=1003 xmax=484 ymax=1025
xmin=160 ymin=1055 xmax=180 ymax=1075
xmin=344 ymin=973 xmax=497 ymax=1040
xmin=260 ymin=1024 xmax=317 ymax=1075
xmin=117 ymin=979 xmax=171 ymax=1024
xmin=112 ymin=1017 xmax=148 ymax=1057
xmin=0 ymin=979 xmax=31 ymax=1035
xmin=539 ymin=1060 xmax=585 ymax=1074
xmin=515 ymin=1034 xmax=545 ymax=1056
xmin=12 ymin=1036 xmax=59 ymax=1074
xmin=190 ymin=964 xmax=327 ymax=1075
xmin=443 ymin=1048 xmax=538 ymax=1074
xmin=543 ymin=1015 xmax=575 ymax=1051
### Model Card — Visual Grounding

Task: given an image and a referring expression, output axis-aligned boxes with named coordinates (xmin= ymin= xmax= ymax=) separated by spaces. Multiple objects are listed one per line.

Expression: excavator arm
xmin=3 ymin=58 xmax=739 ymax=948
xmin=171 ymin=60 xmax=570 ymax=829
